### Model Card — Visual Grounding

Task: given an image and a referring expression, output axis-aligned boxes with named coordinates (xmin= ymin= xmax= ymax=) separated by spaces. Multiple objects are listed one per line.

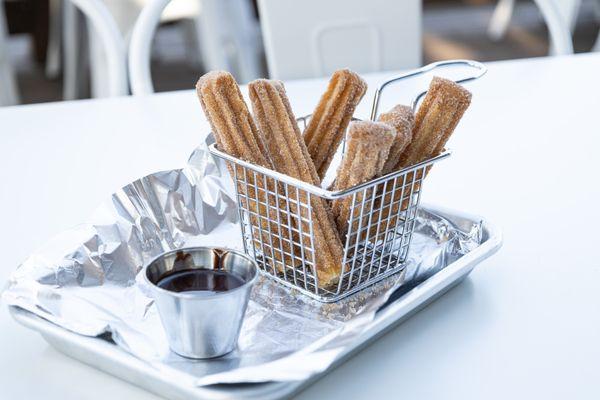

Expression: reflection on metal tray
xmin=10 ymin=205 xmax=501 ymax=400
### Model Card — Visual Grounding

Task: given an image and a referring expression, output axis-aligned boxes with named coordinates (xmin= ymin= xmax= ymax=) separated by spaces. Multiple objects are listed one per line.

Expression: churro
xmin=377 ymin=105 xmax=415 ymax=176
xmin=395 ymin=76 xmax=471 ymax=170
xmin=331 ymin=121 xmax=395 ymax=239
xmin=196 ymin=71 xmax=270 ymax=167
xmin=196 ymin=71 xmax=293 ymax=272
xmin=369 ymin=77 xmax=472 ymax=243
xmin=304 ymin=69 xmax=367 ymax=179
xmin=248 ymin=79 xmax=344 ymax=287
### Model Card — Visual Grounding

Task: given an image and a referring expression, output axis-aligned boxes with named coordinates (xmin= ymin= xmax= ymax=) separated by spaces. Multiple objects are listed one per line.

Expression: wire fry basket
xmin=209 ymin=60 xmax=487 ymax=302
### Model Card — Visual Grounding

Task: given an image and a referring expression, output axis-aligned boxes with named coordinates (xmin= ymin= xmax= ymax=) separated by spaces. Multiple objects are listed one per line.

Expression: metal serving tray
xmin=9 ymin=205 xmax=501 ymax=400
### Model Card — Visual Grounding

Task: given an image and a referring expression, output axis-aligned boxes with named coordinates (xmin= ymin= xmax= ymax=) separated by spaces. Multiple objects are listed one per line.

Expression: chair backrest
xmin=257 ymin=0 xmax=421 ymax=80
xmin=69 ymin=0 xmax=128 ymax=96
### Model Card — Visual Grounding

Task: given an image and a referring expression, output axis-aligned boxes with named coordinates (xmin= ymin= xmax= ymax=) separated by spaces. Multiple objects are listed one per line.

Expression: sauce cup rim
xmin=142 ymin=246 xmax=258 ymax=299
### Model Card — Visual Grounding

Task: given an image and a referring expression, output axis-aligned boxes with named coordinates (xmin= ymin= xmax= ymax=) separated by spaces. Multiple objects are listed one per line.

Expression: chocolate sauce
xmin=157 ymin=269 xmax=244 ymax=293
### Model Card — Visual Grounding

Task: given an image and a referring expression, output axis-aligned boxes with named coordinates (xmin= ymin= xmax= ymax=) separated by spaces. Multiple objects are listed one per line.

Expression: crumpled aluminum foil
xmin=2 ymin=143 xmax=482 ymax=386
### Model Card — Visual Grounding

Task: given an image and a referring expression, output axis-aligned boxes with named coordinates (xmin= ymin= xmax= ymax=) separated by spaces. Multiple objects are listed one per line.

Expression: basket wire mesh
xmin=209 ymin=60 xmax=486 ymax=302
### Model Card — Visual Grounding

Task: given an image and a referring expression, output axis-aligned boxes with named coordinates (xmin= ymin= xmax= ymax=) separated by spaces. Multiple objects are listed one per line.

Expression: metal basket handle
xmin=369 ymin=59 xmax=487 ymax=121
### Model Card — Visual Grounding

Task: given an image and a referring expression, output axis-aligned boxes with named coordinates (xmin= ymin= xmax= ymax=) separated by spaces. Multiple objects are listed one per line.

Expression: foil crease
xmin=2 ymin=144 xmax=482 ymax=386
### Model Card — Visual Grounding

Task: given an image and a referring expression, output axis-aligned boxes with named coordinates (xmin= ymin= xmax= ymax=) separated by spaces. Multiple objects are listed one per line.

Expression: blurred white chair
xmin=195 ymin=0 xmax=263 ymax=83
xmin=0 ymin=1 xmax=19 ymax=106
xmin=257 ymin=0 xmax=421 ymax=80
xmin=128 ymin=0 xmax=262 ymax=95
xmin=45 ymin=0 xmax=62 ymax=79
xmin=488 ymin=0 xmax=578 ymax=55
xmin=591 ymin=0 xmax=600 ymax=51
xmin=102 ymin=0 xmax=204 ymax=67
xmin=63 ymin=0 xmax=128 ymax=98
xmin=63 ymin=0 xmax=203 ymax=99
xmin=103 ymin=0 xmax=200 ymax=34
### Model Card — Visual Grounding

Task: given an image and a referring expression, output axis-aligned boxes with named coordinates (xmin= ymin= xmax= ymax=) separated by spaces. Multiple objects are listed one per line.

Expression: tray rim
xmin=8 ymin=204 xmax=502 ymax=400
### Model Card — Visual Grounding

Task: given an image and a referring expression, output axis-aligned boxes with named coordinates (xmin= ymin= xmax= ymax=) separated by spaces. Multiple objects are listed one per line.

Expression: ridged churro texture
xmin=395 ymin=76 xmax=471 ymax=170
xmin=196 ymin=71 xmax=271 ymax=167
xmin=304 ymin=69 xmax=367 ymax=180
xmin=331 ymin=121 xmax=395 ymax=239
xmin=248 ymin=79 xmax=344 ymax=287
xmin=361 ymin=104 xmax=416 ymax=243
xmin=377 ymin=105 xmax=415 ymax=176
xmin=196 ymin=71 xmax=293 ymax=271
xmin=369 ymin=77 xmax=472 ymax=243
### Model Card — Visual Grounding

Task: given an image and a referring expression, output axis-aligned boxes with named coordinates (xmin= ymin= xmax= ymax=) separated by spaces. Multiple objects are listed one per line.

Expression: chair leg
xmin=225 ymin=0 xmax=263 ymax=82
xmin=196 ymin=0 xmax=232 ymax=73
xmin=63 ymin=0 xmax=87 ymax=100
xmin=594 ymin=0 xmax=600 ymax=20
xmin=183 ymin=18 xmax=204 ymax=70
xmin=551 ymin=0 xmax=581 ymax=32
xmin=487 ymin=0 xmax=515 ymax=41
xmin=195 ymin=0 xmax=263 ymax=83
xmin=88 ymin=24 xmax=110 ymax=98
xmin=593 ymin=0 xmax=600 ymax=51
xmin=534 ymin=0 xmax=574 ymax=55
xmin=45 ymin=0 xmax=62 ymax=79
xmin=593 ymin=29 xmax=600 ymax=52
xmin=0 ymin=3 xmax=20 ymax=106
xmin=0 ymin=54 xmax=20 ymax=106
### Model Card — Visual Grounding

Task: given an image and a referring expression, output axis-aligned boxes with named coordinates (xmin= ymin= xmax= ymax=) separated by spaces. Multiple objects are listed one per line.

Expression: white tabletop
xmin=1 ymin=53 xmax=599 ymax=400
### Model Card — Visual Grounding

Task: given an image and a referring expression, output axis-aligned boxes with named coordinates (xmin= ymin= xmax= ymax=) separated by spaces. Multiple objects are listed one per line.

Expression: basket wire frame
xmin=214 ymin=137 xmax=446 ymax=302
xmin=209 ymin=59 xmax=486 ymax=302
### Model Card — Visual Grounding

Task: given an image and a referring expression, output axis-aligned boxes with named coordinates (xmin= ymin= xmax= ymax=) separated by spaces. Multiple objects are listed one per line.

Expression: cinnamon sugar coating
xmin=395 ymin=76 xmax=471 ymax=170
xmin=249 ymin=79 xmax=344 ymax=287
xmin=196 ymin=71 xmax=294 ymax=271
xmin=304 ymin=69 xmax=367 ymax=179
xmin=331 ymin=121 xmax=395 ymax=239
xmin=378 ymin=104 xmax=415 ymax=176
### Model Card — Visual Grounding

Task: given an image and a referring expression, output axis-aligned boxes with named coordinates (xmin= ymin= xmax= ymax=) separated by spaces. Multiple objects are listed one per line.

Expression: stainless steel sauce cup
xmin=143 ymin=247 xmax=258 ymax=359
